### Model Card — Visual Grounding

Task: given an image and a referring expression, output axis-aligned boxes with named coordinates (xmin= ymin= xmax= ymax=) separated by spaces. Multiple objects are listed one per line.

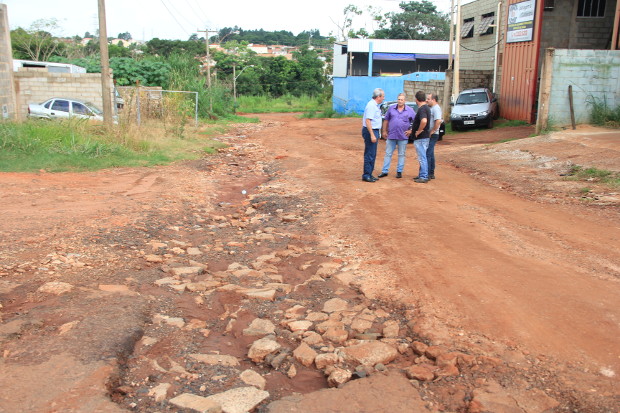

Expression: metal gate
xmin=499 ymin=0 xmax=545 ymax=122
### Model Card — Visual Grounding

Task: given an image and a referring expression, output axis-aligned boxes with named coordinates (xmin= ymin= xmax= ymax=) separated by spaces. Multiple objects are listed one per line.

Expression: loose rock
xmin=239 ymin=369 xmax=266 ymax=390
xmin=248 ymin=337 xmax=281 ymax=363
xmin=293 ymin=342 xmax=318 ymax=367
xmin=205 ymin=387 xmax=269 ymax=413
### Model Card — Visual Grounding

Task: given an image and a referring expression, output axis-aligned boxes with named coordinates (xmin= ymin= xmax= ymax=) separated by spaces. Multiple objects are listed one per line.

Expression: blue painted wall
xmin=332 ymin=72 xmax=446 ymax=114
xmin=547 ymin=49 xmax=620 ymax=126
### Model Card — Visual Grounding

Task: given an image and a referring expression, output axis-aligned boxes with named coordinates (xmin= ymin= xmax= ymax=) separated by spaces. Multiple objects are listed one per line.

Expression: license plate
xmin=464 ymin=120 xmax=475 ymax=125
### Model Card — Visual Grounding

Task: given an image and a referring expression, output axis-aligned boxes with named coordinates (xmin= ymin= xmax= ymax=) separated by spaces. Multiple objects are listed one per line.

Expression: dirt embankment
xmin=0 ymin=117 xmax=618 ymax=412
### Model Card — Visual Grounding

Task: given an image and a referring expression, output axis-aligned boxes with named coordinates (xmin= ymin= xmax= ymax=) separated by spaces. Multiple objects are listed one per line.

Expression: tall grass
xmin=566 ymin=165 xmax=620 ymax=187
xmin=236 ymin=94 xmax=329 ymax=113
xmin=0 ymin=119 xmax=226 ymax=172
xmin=589 ymin=97 xmax=620 ymax=128
xmin=167 ymin=54 xmax=234 ymax=119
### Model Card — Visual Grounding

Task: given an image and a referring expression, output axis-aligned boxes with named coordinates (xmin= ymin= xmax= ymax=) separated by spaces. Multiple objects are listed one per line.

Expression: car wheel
xmin=487 ymin=117 xmax=494 ymax=129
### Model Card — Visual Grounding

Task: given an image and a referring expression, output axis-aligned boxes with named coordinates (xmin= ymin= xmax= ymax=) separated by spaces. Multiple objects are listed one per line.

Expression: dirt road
xmin=0 ymin=114 xmax=618 ymax=412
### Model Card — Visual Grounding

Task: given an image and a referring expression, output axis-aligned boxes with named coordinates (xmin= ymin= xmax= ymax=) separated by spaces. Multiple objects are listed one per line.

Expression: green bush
xmin=589 ymin=97 xmax=620 ymax=128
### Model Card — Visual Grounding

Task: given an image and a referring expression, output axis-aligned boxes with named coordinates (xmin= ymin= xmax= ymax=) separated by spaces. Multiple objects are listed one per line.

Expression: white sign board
xmin=507 ymin=0 xmax=537 ymax=43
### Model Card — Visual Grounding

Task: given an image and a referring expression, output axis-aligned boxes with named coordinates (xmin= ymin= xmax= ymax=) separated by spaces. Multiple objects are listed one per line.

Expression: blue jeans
xmin=381 ymin=139 xmax=408 ymax=173
xmin=362 ymin=127 xmax=379 ymax=180
xmin=427 ymin=134 xmax=439 ymax=176
xmin=414 ymin=138 xmax=430 ymax=179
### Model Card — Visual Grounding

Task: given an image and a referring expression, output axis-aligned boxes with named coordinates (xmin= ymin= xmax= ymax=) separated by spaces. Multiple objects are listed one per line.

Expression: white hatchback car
xmin=28 ymin=98 xmax=105 ymax=121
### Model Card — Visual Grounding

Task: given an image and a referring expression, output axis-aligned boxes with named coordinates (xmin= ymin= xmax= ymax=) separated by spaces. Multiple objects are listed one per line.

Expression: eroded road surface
xmin=0 ymin=114 xmax=618 ymax=412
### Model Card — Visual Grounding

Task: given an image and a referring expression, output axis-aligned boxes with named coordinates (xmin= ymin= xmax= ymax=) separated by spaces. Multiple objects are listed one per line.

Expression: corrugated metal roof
xmin=346 ymin=39 xmax=450 ymax=55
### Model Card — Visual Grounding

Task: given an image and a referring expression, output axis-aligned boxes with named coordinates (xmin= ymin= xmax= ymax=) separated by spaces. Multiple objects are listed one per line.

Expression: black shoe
xmin=429 ymin=174 xmax=435 ymax=179
xmin=413 ymin=176 xmax=419 ymax=179
xmin=378 ymin=172 xmax=388 ymax=178
xmin=396 ymin=172 xmax=402 ymax=178
xmin=413 ymin=178 xmax=429 ymax=183
xmin=362 ymin=177 xmax=376 ymax=182
xmin=370 ymin=176 xmax=379 ymax=181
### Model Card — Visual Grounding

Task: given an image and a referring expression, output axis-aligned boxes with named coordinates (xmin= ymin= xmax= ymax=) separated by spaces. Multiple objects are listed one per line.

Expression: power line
xmin=460 ymin=35 xmax=503 ymax=52
xmin=183 ymin=0 xmax=206 ymax=26
xmin=157 ymin=0 xmax=191 ymax=37
xmin=162 ymin=0 xmax=202 ymax=31
xmin=190 ymin=0 xmax=209 ymax=23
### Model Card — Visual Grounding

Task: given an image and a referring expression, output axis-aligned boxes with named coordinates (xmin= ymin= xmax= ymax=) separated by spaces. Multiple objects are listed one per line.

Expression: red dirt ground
xmin=0 ymin=115 xmax=618 ymax=412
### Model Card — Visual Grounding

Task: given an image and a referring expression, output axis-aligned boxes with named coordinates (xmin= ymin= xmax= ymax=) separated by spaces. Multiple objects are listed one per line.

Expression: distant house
xmin=110 ymin=38 xmax=133 ymax=47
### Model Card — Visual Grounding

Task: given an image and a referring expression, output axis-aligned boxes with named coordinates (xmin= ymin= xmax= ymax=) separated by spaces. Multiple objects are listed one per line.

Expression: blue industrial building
xmin=332 ymin=39 xmax=450 ymax=114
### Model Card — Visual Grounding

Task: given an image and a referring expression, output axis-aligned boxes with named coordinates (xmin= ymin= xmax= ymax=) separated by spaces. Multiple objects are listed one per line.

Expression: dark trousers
xmin=362 ymin=127 xmax=379 ymax=180
xmin=427 ymin=134 xmax=439 ymax=175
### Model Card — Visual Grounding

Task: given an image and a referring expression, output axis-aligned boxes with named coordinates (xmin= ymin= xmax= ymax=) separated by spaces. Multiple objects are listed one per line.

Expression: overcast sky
xmin=2 ymin=0 xmax=453 ymax=41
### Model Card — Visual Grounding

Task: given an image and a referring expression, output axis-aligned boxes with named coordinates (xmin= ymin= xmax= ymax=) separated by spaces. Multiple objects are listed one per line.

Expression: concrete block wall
xmin=541 ymin=0 xmax=616 ymax=51
xmin=547 ymin=49 xmax=620 ymax=126
xmin=459 ymin=70 xmax=494 ymax=92
xmin=404 ymin=80 xmax=445 ymax=103
xmin=460 ymin=0 xmax=505 ymax=71
xmin=459 ymin=0 xmax=504 ymax=96
xmin=14 ymin=69 xmax=114 ymax=120
xmin=0 ymin=4 xmax=16 ymax=120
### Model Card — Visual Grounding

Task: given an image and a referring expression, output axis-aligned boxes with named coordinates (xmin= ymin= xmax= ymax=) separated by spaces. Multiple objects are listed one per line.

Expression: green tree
xmin=109 ymin=58 xmax=171 ymax=86
xmin=11 ymin=18 xmax=65 ymax=61
xmin=331 ymin=5 xmax=362 ymax=41
xmin=374 ymin=0 xmax=450 ymax=40
xmin=290 ymin=45 xmax=326 ymax=96
xmin=261 ymin=56 xmax=295 ymax=96
xmin=117 ymin=32 xmax=132 ymax=41
xmin=108 ymin=43 xmax=132 ymax=58
xmin=145 ymin=38 xmax=204 ymax=57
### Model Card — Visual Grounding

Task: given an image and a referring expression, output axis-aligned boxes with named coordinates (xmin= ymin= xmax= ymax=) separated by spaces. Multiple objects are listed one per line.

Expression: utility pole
xmin=197 ymin=28 xmax=217 ymax=112
xmin=453 ymin=0 xmax=462 ymax=99
xmin=443 ymin=0 xmax=455 ymax=119
xmin=97 ymin=0 xmax=113 ymax=126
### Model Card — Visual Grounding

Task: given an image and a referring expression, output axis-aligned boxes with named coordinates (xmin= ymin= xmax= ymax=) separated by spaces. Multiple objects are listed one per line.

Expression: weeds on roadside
xmin=565 ymin=165 xmax=620 ymax=187
xmin=449 ymin=118 xmax=529 ymax=135
xmin=237 ymin=94 xmax=329 ymax=113
xmin=497 ymin=119 xmax=529 ymax=128
xmin=588 ymin=97 xmax=620 ymax=128
xmin=299 ymin=108 xmax=348 ymax=119
xmin=0 ymin=119 xmax=227 ymax=172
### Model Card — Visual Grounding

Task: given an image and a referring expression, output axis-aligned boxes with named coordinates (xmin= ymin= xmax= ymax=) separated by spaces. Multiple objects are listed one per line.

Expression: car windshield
xmin=456 ymin=92 xmax=489 ymax=105
xmin=84 ymin=102 xmax=103 ymax=115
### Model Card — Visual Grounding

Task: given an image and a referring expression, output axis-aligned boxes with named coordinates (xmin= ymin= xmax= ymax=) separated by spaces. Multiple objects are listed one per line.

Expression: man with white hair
xmin=361 ymin=88 xmax=385 ymax=182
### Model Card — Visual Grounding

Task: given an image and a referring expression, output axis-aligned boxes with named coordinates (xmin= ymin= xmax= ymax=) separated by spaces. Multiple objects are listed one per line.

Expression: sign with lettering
xmin=507 ymin=0 xmax=537 ymax=43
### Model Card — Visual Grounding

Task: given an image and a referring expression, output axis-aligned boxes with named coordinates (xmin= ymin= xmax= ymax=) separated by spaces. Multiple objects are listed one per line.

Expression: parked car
xmin=28 ymin=98 xmax=105 ymax=121
xmin=449 ymin=88 xmax=499 ymax=130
